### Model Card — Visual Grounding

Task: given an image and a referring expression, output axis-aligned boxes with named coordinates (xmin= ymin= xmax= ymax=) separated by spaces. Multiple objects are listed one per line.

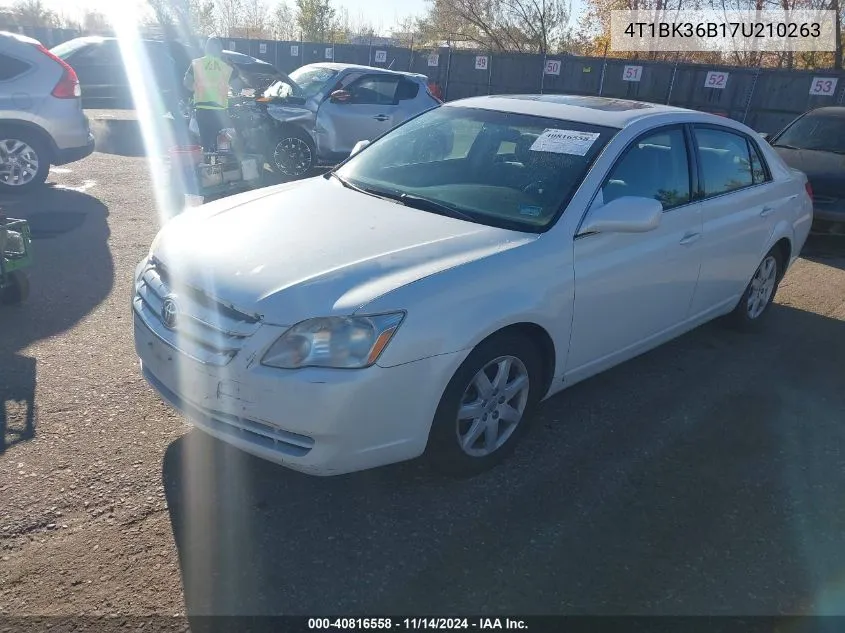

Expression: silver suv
xmin=0 ymin=31 xmax=95 ymax=193
xmin=260 ymin=63 xmax=441 ymax=177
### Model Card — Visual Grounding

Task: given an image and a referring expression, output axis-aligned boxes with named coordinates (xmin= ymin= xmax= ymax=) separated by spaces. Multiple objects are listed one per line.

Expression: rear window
xmin=0 ymin=53 xmax=31 ymax=81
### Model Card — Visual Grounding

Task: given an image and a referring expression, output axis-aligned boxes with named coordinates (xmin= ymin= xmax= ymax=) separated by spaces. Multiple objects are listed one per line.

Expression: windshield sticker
xmin=530 ymin=129 xmax=601 ymax=155
xmin=519 ymin=205 xmax=543 ymax=217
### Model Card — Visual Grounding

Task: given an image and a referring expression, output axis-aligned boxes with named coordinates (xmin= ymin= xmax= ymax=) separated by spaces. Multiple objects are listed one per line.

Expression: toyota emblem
xmin=161 ymin=296 xmax=179 ymax=329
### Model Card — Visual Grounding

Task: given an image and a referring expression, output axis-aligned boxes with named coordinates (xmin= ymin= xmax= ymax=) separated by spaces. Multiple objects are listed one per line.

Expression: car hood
xmin=773 ymin=146 xmax=845 ymax=196
xmin=152 ymin=177 xmax=537 ymax=325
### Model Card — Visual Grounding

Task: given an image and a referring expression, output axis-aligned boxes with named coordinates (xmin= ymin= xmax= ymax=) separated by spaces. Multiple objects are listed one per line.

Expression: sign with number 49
xmin=623 ymin=65 xmax=642 ymax=82
xmin=475 ymin=55 xmax=488 ymax=70
xmin=810 ymin=77 xmax=838 ymax=96
xmin=704 ymin=71 xmax=728 ymax=89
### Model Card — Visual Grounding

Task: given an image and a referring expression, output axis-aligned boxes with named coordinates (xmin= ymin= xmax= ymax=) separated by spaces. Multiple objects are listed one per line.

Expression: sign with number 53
xmin=704 ymin=71 xmax=728 ymax=89
xmin=809 ymin=77 xmax=838 ymax=96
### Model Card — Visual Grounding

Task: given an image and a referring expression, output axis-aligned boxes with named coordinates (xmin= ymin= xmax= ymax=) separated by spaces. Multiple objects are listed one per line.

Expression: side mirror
xmin=758 ymin=132 xmax=770 ymax=141
xmin=580 ymin=196 xmax=663 ymax=235
xmin=330 ymin=89 xmax=352 ymax=104
xmin=350 ymin=140 xmax=370 ymax=156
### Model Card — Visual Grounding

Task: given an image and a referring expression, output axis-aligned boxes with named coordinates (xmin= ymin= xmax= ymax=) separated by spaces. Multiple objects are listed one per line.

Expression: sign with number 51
xmin=809 ymin=77 xmax=838 ymax=96
xmin=622 ymin=65 xmax=642 ymax=82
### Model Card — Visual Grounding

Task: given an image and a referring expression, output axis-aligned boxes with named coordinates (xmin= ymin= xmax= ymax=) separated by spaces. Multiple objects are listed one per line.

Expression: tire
xmin=1 ymin=270 xmax=30 ymax=305
xmin=270 ymin=129 xmax=315 ymax=180
xmin=727 ymin=247 xmax=783 ymax=330
xmin=0 ymin=128 xmax=51 ymax=194
xmin=426 ymin=332 xmax=544 ymax=477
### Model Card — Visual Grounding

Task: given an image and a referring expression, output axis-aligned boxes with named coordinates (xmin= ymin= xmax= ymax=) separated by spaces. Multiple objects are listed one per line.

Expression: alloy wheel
xmin=456 ymin=355 xmax=530 ymax=457
xmin=747 ymin=254 xmax=778 ymax=319
xmin=273 ymin=137 xmax=312 ymax=177
xmin=0 ymin=139 xmax=40 ymax=187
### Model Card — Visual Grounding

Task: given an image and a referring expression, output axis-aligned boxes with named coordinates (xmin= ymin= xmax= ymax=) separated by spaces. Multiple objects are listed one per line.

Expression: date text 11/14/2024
xmin=308 ymin=618 xmax=529 ymax=630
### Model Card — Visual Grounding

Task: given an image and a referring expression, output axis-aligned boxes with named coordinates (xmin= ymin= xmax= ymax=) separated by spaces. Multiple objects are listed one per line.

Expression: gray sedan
xmin=260 ymin=63 xmax=441 ymax=177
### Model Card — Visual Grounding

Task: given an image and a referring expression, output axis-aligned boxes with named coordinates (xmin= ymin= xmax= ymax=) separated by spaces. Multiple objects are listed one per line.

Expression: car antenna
xmin=388 ymin=59 xmax=395 ymax=70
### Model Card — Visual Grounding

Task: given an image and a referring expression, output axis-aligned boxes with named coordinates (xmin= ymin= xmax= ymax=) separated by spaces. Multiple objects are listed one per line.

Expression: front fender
xmin=361 ymin=244 xmax=574 ymax=377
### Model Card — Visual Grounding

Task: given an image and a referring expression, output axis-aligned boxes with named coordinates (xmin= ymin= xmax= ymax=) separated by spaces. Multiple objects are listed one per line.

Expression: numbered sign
xmin=374 ymin=50 xmax=387 ymax=63
xmin=325 ymin=47 xmax=333 ymax=60
xmin=228 ymin=41 xmax=235 ymax=50
xmin=290 ymin=45 xmax=299 ymax=56
xmin=704 ymin=71 xmax=728 ymax=89
xmin=810 ymin=77 xmax=838 ymax=96
xmin=544 ymin=60 xmax=561 ymax=76
xmin=475 ymin=55 xmax=488 ymax=70
xmin=428 ymin=53 xmax=439 ymax=67
xmin=259 ymin=43 xmax=267 ymax=54
xmin=622 ymin=65 xmax=643 ymax=82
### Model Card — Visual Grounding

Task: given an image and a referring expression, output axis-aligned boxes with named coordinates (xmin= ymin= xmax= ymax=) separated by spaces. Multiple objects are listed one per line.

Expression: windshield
xmin=263 ymin=80 xmax=296 ymax=100
xmin=773 ymin=114 xmax=845 ymax=153
xmin=285 ymin=65 xmax=339 ymax=98
xmin=50 ymin=38 xmax=94 ymax=59
xmin=334 ymin=106 xmax=617 ymax=231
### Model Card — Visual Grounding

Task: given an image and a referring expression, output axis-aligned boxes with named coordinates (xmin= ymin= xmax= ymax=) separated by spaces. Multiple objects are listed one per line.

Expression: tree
xmin=270 ymin=1 xmax=298 ymax=40
xmin=296 ymin=0 xmax=336 ymax=41
xmin=11 ymin=0 xmax=59 ymax=27
xmin=240 ymin=0 xmax=271 ymax=38
xmin=416 ymin=0 xmax=570 ymax=53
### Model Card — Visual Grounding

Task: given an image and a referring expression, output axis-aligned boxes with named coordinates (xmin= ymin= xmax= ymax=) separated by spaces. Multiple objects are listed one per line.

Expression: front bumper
xmin=134 ymin=310 xmax=463 ymax=476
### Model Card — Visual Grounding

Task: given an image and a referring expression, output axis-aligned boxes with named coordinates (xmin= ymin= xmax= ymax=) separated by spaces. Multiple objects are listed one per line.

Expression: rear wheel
xmin=270 ymin=130 xmax=315 ymax=179
xmin=0 ymin=129 xmax=50 ymax=194
xmin=426 ymin=332 xmax=544 ymax=476
xmin=727 ymin=247 xmax=783 ymax=330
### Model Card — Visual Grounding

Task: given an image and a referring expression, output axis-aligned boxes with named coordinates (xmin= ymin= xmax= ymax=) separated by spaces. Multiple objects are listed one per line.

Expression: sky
xmin=23 ymin=0 xmax=582 ymax=33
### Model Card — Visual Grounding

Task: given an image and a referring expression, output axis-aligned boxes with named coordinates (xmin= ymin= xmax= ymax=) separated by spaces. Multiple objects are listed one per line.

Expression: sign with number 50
xmin=544 ymin=60 xmax=561 ymax=76
xmin=809 ymin=77 xmax=838 ymax=96
xmin=704 ymin=71 xmax=728 ymax=89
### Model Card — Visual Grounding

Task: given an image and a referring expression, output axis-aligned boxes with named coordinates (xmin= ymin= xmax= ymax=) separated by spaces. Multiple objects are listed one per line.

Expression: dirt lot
xmin=1 ymin=146 xmax=844 ymax=618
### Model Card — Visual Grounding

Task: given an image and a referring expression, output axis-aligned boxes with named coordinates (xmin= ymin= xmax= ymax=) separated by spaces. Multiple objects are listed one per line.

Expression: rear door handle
xmin=373 ymin=115 xmax=389 ymax=121
xmin=680 ymin=232 xmax=701 ymax=245
xmin=760 ymin=206 xmax=775 ymax=217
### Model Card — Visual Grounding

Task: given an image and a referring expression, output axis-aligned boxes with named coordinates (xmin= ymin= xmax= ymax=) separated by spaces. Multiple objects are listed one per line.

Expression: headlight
xmin=261 ymin=312 xmax=405 ymax=369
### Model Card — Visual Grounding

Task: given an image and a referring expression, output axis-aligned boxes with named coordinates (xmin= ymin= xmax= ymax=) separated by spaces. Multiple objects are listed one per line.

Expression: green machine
xmin=0 ymin=216 xmax=32 ymax=305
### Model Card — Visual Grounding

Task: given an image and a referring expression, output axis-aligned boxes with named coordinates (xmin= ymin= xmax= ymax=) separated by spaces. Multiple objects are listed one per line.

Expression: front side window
xmin=348 ymin=75 xmax=400 ymax=105
xmin=335 ymin=106 xmax=617 ymax=231
xmin=602 ymin=127 xmax=691 ymax=210
xmin=694 ymin=127 xmax=755 ymax=197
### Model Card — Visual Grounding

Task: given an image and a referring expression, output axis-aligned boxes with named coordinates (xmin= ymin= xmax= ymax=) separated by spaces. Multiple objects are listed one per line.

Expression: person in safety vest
xmin=183 ymin=37 xmax=242 ymax=152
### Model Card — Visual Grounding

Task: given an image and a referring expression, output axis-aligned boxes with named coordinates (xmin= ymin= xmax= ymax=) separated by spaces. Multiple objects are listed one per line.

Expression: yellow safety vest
xmin=192 ymin=55 xmax=232 ymax=110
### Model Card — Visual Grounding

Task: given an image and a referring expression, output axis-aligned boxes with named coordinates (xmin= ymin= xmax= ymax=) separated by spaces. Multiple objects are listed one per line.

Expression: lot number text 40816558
xmin=307 ymin=618 xmax=529 ymax=630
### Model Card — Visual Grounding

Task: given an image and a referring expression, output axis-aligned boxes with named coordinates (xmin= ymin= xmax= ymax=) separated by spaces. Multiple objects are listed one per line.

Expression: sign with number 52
xmin=622 ymin=65 xmax=642 ymax=82
xmin=705 ymin=71 xmax=728 ymax=89
xmin=810 ymin=77 xmax=838 ymax=96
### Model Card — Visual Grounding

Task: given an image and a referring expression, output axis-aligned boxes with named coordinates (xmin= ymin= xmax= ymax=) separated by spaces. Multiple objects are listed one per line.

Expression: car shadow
xmin=0 ymin=187 xmax=112 ymax=455
xmin=802 ymin=235 xmax=845 ymax=270
xmin=164 ymin=303 xmax=845 ymax=617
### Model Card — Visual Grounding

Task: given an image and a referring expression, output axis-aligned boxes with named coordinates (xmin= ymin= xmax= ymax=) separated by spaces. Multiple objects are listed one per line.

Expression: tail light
xmin=35 ymin=44 xmax=81 ymax=98
xmin=805 ymin=181 xmax=813 ymax=201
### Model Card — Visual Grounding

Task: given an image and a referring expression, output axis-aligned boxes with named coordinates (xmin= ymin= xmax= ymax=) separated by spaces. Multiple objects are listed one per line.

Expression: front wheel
xmin=727 ymin=247 xmax=783 ymax=330
xmin=270 ymin=131 xmax=315 ymax=179
xmin=426 ymin=332 xmax=544 ymax=476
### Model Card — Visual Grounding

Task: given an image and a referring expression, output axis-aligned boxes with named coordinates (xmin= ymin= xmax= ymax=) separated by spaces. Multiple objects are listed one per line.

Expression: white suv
xmin=0 ymin=31 xmax=95 ymax=193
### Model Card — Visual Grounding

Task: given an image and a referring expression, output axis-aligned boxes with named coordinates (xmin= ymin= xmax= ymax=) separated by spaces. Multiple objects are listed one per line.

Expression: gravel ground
xmin=1 ymin=148 xmax=844 ymax=617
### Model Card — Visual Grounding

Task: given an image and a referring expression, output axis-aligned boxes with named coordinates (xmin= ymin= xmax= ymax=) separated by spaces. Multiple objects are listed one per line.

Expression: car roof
xmin=444 ymin=94 xmax=711 ymax=129
xmin=0 ymin=30 xmax=42 ymax=47
xmin=307 ymin=62 xmax=427 ymax=80
xmin=804 ymin=106 xmax=845 ymax=117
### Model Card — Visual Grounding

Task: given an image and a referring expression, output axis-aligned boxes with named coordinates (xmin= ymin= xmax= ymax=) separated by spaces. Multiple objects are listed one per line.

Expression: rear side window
xmin=0 ymin=53 xmax=32 ymax=81
xmin=602 ymin=127 xmax=692 ymax=210
xmin=748 ymin=139 xmax=770 ymax=185
xmin=396 ymin=79 xmax=419 ymax=101
xmin=693 ymin=127 xmax=756 ymax=197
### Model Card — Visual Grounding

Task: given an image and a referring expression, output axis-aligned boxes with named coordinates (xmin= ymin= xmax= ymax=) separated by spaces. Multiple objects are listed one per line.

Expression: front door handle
xmin=760 ymin=206 xmax=775 ymax=217
xmin=373 ymin=115 xmax=389 ymax=122
xmin=680 ymin=232 xmax=701 ymax=245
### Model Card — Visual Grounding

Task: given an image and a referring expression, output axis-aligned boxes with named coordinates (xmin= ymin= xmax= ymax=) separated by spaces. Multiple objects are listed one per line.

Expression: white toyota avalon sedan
xmin=134 ymin=95 xmax=813 ymax=476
